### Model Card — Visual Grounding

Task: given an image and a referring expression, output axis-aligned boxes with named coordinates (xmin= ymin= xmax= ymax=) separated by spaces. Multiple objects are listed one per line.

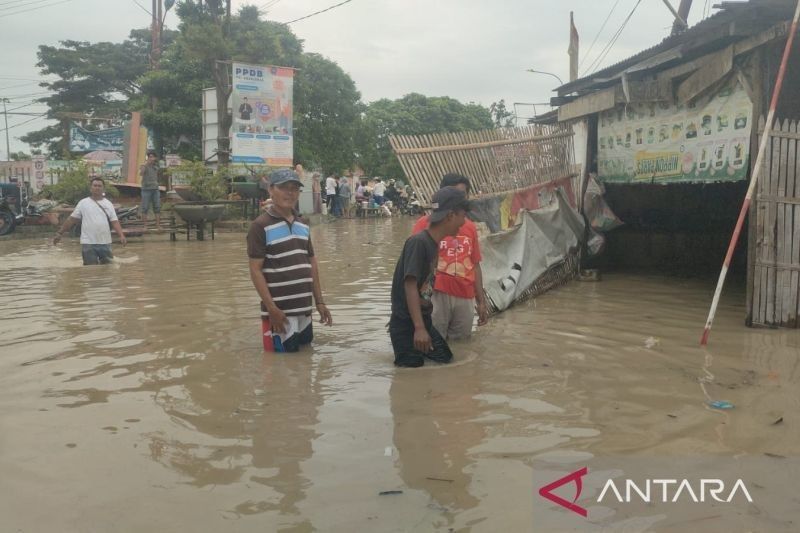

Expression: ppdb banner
xmin=231 ymin=62 xmax=294 ymax=166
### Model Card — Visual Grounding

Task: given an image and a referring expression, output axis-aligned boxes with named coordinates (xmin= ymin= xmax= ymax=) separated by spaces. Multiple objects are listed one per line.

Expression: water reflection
xmin=1 ymin=220 xmax=799 ymax=532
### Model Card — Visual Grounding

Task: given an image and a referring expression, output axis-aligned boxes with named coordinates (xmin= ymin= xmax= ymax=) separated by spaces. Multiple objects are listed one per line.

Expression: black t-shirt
xmin=390 ymin=231 xmax=438 ymax=321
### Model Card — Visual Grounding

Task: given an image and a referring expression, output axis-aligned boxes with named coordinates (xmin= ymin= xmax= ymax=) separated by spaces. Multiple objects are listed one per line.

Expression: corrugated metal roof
xmin=557 ymin=0 xmax=795 ymax=96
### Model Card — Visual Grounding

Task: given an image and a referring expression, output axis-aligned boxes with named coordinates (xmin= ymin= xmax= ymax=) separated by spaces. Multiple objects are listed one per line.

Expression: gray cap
xmin=269 ymin=168 xmax=302 ymax=186
xmin=429 ymin=186 xmax=470 ymax=224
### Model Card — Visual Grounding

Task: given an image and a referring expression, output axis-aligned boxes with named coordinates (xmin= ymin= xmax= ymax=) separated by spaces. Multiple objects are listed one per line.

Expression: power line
xmin=283 ymin=0 xmax=354 ymax=25
xmin=0 ymin=91 xmax=53 ymax=100
xmin=0 ymin=81 xmax=42 ymax=91
xmin=130 ymin=0 xmax=151 ymax=17
xmin=8 ymin=100 xmax=48 ymax=112
xmin=0 ymin=0 xmax=77 ymax=19
xmin=580 ymin=0 xmax=622 ymax=69
xmin=258 ymin=0 xmax=282 ymax=11
xmin=0 ymin=0 xmax=42 ymax=7
xmin=583 ymin=0 xmax=643 ymax=75
xmin=1 ymin=112 xmax=50 ymax=133
xmin=0 ymin=0 xmax=53 ymax=12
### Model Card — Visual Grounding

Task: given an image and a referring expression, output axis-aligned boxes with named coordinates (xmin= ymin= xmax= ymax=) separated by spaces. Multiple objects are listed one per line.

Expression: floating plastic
xmin=709 ymin=401 xmax=735 ymax=410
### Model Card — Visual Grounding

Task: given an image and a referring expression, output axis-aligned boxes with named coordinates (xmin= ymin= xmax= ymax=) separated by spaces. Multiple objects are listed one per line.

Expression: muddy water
xmin=1 ymin=219 xmax=799 ymax=532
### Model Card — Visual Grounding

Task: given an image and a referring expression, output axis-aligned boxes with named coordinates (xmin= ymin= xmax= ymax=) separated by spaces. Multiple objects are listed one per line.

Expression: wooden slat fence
xmin=389 ymin=125 xmax=576 ymax=205
xmin=752 ymin=116 xmax=800 ymax=327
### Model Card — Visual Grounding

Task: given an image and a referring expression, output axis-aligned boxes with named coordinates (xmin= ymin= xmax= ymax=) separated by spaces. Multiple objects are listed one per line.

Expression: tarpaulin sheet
xmin=469 ymin=176 xmax=577 ymax=233
xmin=480 ymin=189 xmax=584 ymax=312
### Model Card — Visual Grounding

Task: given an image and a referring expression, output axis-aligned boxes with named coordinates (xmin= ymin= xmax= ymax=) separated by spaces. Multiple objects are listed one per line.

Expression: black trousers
xmin=389 ymin=314 xmax=453 ymax=367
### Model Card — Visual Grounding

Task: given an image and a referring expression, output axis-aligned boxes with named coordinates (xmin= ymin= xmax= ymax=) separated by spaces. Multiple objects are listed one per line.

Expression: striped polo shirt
xmin=247 ymin=208 xmax=315 ymax=317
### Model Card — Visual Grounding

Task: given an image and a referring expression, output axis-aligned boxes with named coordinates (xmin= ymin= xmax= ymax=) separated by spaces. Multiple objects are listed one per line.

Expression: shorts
xmin=432 ymin=291 xmax=475 ymax=340
xmin=141 ymin=189 xmax=161 ymax=214
xmin=389 ymin=314 xmax=453 ymax=367
xmin=81 ymin=244 xmax=114 ymax=265
xmin=261 ymin=314 xmax=313 ymax=352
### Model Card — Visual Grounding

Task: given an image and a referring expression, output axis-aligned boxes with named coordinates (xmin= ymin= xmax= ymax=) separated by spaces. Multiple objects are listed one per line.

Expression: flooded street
xmin=1 ymin=218 xmax=799 ymax=532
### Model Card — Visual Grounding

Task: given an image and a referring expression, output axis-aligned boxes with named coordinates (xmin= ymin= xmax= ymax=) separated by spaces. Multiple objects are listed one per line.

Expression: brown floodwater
xmin=1 ymin=218 xmax=798 ymax=532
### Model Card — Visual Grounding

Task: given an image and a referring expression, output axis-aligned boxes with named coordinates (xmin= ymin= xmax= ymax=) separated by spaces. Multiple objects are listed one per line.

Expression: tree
xmin=489 ymin=99 xmax=516 ymax=128
xmin=294 ymin=53 xmax=363 ymax=174
xmin=25 ymin=3 xmax=363 ymax=175
xmin=21 ymin=30 xmax=156 ymax=155
xmin=9 ymin=151 xmax=32 ymax=161
xmin=359 ymin=93 xmax=493 ymax=178
xmin=150 ymin=2 xmax=305 ymax=164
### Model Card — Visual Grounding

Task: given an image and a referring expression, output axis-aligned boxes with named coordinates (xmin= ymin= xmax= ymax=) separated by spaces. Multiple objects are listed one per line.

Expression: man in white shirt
xmin=372 ymin=178 xmax=387 ymax=205
xmin=325 ymin=175 xmax=337 ymax=212
xmin=53 ymin=177 xmax=127 ymax=265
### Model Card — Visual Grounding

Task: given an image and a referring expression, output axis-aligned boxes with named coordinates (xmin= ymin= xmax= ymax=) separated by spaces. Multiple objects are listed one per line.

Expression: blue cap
xmin=269 ymin=168 xmax=302 ymax=186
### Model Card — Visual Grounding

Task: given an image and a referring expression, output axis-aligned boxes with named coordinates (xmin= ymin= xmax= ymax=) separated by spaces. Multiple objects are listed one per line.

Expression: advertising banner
xmin=231 ymin=62 xmax=294 ymax=166
xmin=32 ymin=154 xmax=47 ymax=192
xmin=69 ymin=123 xmax=124 ymax=152
xmin=598 ymin=81 xmax=753 ymax=184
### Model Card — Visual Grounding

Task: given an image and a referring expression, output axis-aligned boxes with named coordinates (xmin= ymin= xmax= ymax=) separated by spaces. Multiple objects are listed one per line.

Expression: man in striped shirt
xmin=247 ymin=168 xmax=333 ymax=352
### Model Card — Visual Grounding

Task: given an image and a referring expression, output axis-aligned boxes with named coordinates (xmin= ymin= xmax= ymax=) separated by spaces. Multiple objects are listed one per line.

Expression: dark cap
xmin=429 ymin=186 xmax=470 ymax=224
xmin=269 ymin=168 xmax=302 ymax=186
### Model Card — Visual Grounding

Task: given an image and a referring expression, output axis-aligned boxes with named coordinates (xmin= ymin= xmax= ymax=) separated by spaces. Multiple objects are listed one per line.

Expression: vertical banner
xmin=231 ymin=63 xmax=294 ymax=166
xmin=32 ymin=155 xmax=47 ymax=192
xmin=598 ymin=80 xmax=753 ymax=184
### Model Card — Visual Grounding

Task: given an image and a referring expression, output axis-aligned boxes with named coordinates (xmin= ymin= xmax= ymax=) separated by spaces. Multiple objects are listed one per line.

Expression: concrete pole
xmin=1 ymin=98 xmax=10 ymax=160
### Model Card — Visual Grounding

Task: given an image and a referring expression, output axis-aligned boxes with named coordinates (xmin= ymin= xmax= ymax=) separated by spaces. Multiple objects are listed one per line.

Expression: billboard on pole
xmin=231 ymin=62 xmax=294 ymax=166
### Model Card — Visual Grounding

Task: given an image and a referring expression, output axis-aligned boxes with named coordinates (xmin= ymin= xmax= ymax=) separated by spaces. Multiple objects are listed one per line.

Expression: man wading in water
xmin=247 ymin=168 xmax=333 ymax=352
xmin=389 ymin=187 xmax=469 ymax=367
xmin=52 ymin=177 xmax=127 ymax=265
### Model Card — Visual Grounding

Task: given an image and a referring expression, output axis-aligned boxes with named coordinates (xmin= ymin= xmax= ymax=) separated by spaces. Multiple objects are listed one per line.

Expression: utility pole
xmin=665 ymin=0 xmax=693 ymax=36
xmin=1 ymin=98 xmax=10 ymax=161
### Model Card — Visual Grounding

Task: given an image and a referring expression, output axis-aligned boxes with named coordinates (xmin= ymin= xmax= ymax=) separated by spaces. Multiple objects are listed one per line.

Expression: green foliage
xmin=9 ymin=151 xmax=32 ymax=161
xmin=21 ymin=30 xmax=157 ymax=155
xmin=295 ymin=53 xmax=364 ymax=174
xmin=359 ymin=93 xmax=493 ymax=178
xmin=490 ymin=99 xmax=516 ymax=128
xmin=39 ymin=165 xmax=118 ymax=205
xmin=168 ymin=161 xmax=227 ymax=201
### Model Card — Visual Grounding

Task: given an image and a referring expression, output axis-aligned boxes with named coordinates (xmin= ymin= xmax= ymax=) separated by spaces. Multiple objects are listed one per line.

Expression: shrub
xmin=168 ymin=161 xmax=228 ymax=201
xmin=39 ymin=165 xmax=118 ymax=205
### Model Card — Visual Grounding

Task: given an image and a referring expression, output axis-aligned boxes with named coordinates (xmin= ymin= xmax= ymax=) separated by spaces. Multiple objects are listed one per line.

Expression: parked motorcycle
xmin=0 ymin=182 xmax=47 ymax=236
xmin=399 ymin=192 xmax=423 ymax=216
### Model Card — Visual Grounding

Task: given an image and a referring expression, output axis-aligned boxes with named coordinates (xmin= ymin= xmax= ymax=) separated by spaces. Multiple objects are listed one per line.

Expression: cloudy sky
xmin=1 ymin=0 xmax=717 ymax=157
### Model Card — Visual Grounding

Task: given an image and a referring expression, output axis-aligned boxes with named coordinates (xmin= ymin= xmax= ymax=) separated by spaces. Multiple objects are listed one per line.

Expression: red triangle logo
xmin=538 ymin=467 xmax=588 ymax=517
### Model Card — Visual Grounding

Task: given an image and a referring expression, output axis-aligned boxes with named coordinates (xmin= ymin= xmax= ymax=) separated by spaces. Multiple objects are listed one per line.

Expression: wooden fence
xmin=752 ymin=117 xmax=800 ymax=327
xmin=389 ymin=125 xmax=576 ymax=205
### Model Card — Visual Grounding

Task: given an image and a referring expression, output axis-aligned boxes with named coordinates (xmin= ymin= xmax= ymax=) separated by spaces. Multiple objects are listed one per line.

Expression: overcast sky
xmin=1 ymin=0 xmax=718 ymax=157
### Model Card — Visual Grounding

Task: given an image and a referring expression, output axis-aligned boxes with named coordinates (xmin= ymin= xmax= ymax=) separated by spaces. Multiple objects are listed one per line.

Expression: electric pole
xmin=1 ymin=98 xmax=10 ymax=161
xmin=671 ymin=0 xmax=693 ymax=36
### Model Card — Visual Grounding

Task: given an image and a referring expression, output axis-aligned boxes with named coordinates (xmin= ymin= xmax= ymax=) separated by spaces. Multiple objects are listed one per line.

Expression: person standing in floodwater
xmin=139 ymin=151 xmax=161 ymax=228
xmin=389 ymin=187 xmax=469 ymax=367
xmin=412 ymin=173 xmax=489 ymax=339
xmin=52 ymin=177 xmax=127 ymax=265
xmin=247 ymin=168 xmax=333 ymax=352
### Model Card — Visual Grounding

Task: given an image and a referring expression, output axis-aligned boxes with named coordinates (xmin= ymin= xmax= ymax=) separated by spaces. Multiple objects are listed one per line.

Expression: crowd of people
xmin=322 ymin=174 xmax=409 ymax=217
xmin=51 ymin=161 xmax=487 ymax=366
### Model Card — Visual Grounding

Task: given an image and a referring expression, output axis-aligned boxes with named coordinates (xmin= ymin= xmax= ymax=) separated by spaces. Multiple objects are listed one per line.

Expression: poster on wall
xmin=231 ymin=62 xmax=294 ymax=166
xmin=598 ymin=80 xmax=753 ymax=184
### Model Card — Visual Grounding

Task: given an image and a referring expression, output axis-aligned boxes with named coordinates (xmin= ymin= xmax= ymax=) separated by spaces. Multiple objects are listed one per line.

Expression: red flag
xmin=568 ymin=11 xmax=579 ymax=82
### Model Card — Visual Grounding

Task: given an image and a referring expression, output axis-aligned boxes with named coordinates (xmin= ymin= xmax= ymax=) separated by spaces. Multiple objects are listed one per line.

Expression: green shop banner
xmin=598 ymin=81 xmax=752 ymax=184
